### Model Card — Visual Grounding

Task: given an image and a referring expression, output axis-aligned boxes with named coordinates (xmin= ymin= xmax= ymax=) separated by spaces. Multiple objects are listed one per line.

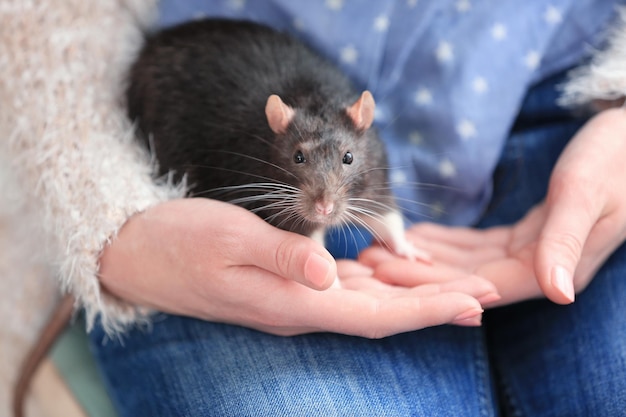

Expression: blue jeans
xmin=89 ymin=73 xmax=626 ymax=416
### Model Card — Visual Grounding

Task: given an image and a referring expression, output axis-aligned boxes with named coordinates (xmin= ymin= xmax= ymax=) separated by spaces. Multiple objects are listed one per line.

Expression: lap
xmin=89 ymin=320 xmax=494 ymax=417
xmin=88 ymin=71 xmax=626 ymax=417
xmin=480 ymin=72 xmax=626 ymax=416
xmin=485 ymin=243 xmax=626 ymax=417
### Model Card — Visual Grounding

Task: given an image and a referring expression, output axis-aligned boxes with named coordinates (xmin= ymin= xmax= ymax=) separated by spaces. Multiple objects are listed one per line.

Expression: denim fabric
xmin=90 ymin=75 xmax=626 ymax=416
xmin=479 ymin=73 xmax=626 ymax=416
xmin=91 ymin=323 xmax=492 ymax=416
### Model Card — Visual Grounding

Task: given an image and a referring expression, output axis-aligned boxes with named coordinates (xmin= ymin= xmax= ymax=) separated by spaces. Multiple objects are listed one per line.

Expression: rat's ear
xmin=346 ymin=90 xmax=375 ymax=130
xmin=265 ymin=95 xmax=295 ymax=134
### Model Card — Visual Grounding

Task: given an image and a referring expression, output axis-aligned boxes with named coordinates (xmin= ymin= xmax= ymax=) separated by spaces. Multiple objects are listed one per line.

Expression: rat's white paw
xmin=393 ymin=239 xmax=432 ymax=264
xmin=362 ymin=210 xmax=432 ymax=263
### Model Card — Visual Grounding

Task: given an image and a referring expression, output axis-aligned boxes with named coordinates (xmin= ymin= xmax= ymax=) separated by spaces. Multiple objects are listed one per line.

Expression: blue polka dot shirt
xmin=157 ymin=0 xmax=622 ymax=225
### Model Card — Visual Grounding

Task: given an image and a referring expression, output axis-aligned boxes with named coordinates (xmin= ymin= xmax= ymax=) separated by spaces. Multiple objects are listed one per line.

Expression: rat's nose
xmin=315 ymin=201 xmax=334 ymax=216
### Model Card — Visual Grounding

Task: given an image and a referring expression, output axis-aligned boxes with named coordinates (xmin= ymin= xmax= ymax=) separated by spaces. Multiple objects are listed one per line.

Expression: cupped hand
xmin=98 ymin=198 xmax=496 ymax=338
xmin=360 ymin=108 xmax=626 ymax=306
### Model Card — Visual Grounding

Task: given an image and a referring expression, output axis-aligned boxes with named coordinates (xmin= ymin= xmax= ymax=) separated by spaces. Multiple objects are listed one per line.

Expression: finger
xmin=341 ymin=273 xmax=499 ymax=306
xmin=534 ymin=187 xmax=599 ymax=304
xmin=383 ymin=276 xmax=499 ymax=306
xmin=407 ymin=222 xmax=511 ymax=249
xmin=243 ymin=223 xmax=337 ymax=290
xmin=233 ymin=269 xmax=485 ymax=338
xmin=336 ymin=259 xmax=374 ymax=278
xmin=294 ymin=290 xmax=485 ymax=338
xmin=572 ymin=214 xmax=625 ymax=287
xmin=406 ymin=239 xmax=506 ymax=270
xmin=474 ymin=253 xmax=543 ymax=306
xmin=360 ymin=233 xmax=507 ymax=272
xmin=367 ymin=293 xmax=484 ymax=336
xmin=372 ymin=259 xmax=478 ymax=286
xmin=436 ymin=278 xmax=501 ymax=306
xmin=506 ymin=204 xmax=548 ymax=252
xmin=358 ymin=245 xmax=398 ymax=267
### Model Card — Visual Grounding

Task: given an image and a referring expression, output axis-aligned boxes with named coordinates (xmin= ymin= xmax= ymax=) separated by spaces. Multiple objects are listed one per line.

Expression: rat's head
xmin=263 ymin=91 xmax=384 ymax=234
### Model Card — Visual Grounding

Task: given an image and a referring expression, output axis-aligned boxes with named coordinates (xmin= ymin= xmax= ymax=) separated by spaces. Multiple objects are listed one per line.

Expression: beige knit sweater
xmin=1 ymin=1 xmax=625 ymax=415
xmin=0 ymin=0 xmax=184 ymax=336
xmin=0 ymin=2 xmax=181 ymax=413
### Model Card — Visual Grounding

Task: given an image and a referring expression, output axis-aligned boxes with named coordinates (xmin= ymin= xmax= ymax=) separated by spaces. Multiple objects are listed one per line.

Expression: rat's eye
xmin=342 ymin=151 xmax=353 ymax=165
xmin=293 ymin=150 xmax=306 ymax=164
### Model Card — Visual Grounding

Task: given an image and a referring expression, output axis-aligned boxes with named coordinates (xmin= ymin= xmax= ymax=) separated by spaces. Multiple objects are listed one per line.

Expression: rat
xmin=14 ymin=19 xmax=429 ymax=417
xmin=127 ymin=19 xmax=428 ymax=260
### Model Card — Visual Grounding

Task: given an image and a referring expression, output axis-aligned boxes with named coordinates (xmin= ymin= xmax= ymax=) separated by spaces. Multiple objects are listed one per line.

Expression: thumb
xmin=244 ymin=222 xmax=337 ymax=290
xmin=534 ymin=193 xmax=596 ymax=304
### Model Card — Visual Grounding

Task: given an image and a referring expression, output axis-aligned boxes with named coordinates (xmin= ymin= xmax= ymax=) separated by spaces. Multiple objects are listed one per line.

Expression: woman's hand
xmin=98 ymin=198 xmax=497 ymax=338
xmin=360 ymin=108 xmax=626 ymax=306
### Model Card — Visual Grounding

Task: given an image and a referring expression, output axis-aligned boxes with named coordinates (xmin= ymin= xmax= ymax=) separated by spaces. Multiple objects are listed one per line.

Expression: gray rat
xmin=127 ymin=18 xmax=427 ymax=259
xmin=14 ymin=19 xmax=429 ymax=417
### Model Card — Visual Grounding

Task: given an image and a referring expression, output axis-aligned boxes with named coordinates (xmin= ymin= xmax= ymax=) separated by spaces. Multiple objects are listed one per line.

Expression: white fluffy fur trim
xmin=0 ymin=0 xmax=186 ymax=335
xmin=560 ymin=7 xmax=626 ymax=106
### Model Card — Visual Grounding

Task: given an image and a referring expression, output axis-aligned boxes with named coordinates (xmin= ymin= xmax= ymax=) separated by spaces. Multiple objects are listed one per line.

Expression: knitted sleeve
xmin=560 ymin=7 xmax=626 ymax=107
xmin=0 ymin=0 xmax=185 ymax=335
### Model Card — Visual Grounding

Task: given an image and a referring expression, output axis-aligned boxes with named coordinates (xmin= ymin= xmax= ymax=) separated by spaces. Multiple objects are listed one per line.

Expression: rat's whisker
xmin=260 ymin=208 xmax=297 ymax=223
xmin=190 ymin=167 xmax=299 ymax=196
xmin=337 ymin=222 xmax=351 ymax=258
xmin=209 ymin=182 xmax=302 ymax=194
xmin=215 ymin=188 xmax=302 ymax=203
xmin=189 ymin=168 xmax=296 ymax=196
xmin=249 ymin=199 xmax=302 ymax=214
xmin=199 ymin=150 xmax=297 ymax=179
xmin=342 ymin=216 xmax=370 ymax=249
xmin=353 ymin=166 xmax=395 ymax=176
xmin=385 ymin=181 xmax=461 ymax=192
xmin=348 ymin=197 xmax=396 ymax=214
xmin=215 ymin=191 xmax=301 ymax=203
xmin=343 ymin=211 xmax=387 ymax=249
xmin=348 ymin=193 xmax=440 ymax=219
xmin=347 ymin=207 xmax=387 ymax=225
xmin=272 ymin=208 xmax=308 ymax=231
xmin=388 ymin=196 xmax=438 ymax=208
xmin=234 ymin=196 xmax=299 ymax=208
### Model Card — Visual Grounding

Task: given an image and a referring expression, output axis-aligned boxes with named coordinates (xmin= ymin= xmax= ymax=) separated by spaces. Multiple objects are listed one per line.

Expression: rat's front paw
xmin=393 ymin=239 xmax=432 ymax=264
xmin=368 ymin=210 xmax=432 ymax=263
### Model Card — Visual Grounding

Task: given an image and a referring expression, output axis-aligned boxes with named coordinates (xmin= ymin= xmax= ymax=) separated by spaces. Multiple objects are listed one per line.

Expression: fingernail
xmin=452 ymin=316 xmax=483 ymax=327
xmin=452 ymin=307 xmax=483 ymax=327
xmin=304 ymin=253 xmax=333 ymax=288
xmin=551 ymin=265 xmax=575 ymax=303
xmin=453 ymin=307 xmax=483 ymax=322
xmin=477 ymin=292 xmax=501 ymax=306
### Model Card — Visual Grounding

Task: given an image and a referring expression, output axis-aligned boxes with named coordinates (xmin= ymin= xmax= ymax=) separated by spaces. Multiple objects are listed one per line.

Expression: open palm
xmin=360 ymin=108 xmax=626 ymax=307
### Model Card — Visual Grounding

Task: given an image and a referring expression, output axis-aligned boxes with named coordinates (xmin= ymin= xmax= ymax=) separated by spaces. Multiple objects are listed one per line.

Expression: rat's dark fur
xmin=127 ymin=19 xmax=395 ymax=236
